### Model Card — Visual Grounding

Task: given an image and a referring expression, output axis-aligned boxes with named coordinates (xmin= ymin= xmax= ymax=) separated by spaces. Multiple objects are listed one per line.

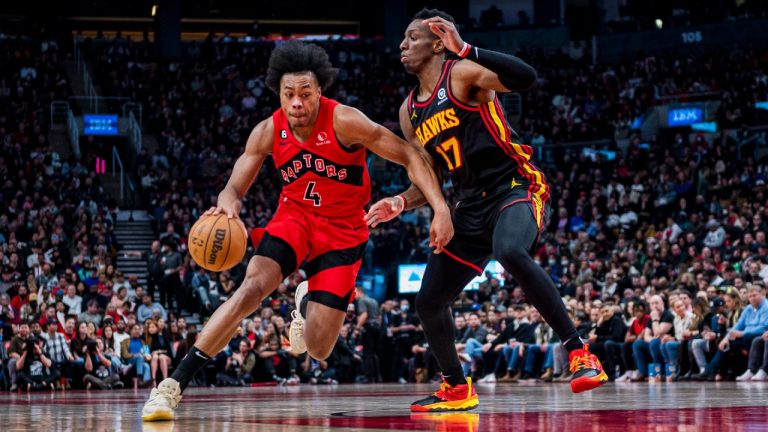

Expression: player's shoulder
xmin=450 ymin=58 xmax=481 ymax=75
xmin=253 ymin=116 xmax=275 ymax=135
xmin=331 ymin=103 xmax=368 ymax=126
xmin=398 ymin=97 xmax=409 ymax=114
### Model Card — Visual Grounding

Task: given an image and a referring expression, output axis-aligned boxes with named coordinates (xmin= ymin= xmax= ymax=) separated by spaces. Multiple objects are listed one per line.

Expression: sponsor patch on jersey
xmin=316 ymin=131 xmax=331 ymax=146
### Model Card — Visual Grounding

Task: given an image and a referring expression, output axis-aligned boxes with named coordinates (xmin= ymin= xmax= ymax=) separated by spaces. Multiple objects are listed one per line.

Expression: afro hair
xmin=265 ymin=41 xmax=338 ymax=94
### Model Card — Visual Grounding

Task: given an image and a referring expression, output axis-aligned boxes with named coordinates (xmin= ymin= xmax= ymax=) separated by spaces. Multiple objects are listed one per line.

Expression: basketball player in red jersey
xmin=142 ymin=41 xmax=452 ymax=421
xmin=366 ymin=9 xmax=607 ymax=412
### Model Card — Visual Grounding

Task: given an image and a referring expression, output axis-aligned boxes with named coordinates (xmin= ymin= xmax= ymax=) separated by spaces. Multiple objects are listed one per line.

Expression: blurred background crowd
xmin=1 ymin=0 xmax=768 ymax=391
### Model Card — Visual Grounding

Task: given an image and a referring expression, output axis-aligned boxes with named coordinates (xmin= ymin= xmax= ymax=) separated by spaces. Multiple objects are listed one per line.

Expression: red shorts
xmin=250 ymin=199 xmax=368 ymax=312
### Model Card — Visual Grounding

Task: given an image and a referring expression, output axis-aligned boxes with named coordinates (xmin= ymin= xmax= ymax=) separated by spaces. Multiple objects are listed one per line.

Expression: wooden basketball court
xmin=2 ymin=382 xmax=767 ymax=431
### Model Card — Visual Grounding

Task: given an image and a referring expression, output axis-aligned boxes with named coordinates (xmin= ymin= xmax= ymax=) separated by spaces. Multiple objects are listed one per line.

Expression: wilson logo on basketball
xmin=207 ymin=229 xmax=227 ymax=265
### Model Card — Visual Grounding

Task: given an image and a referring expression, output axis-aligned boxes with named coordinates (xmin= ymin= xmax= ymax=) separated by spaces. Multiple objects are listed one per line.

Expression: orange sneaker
xmin=569 ymin=344 xmax=608 ymax=393
xmin=410 ymin=377 xmax=479 ymax=412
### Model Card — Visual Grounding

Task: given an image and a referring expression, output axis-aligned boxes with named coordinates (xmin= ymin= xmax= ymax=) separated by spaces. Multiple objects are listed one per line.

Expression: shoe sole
xmin=142 ymin=410 xmax=174 ymax=422
xmin=410 ymin=397 xmax=479 ymax=412
xmin=570 ymin=370 xmax=609 ymax=394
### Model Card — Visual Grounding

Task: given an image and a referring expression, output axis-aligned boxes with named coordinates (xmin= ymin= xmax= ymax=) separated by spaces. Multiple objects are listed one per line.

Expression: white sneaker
xmin=752 ymin=370 xmax=768 ymax=381
xmin=478 ymin=373 xmax=497 ymax=383
xmin=615 ymin=371 xmax=632 ymax=382
xmin=736 ymin=370 xmax=754 ymax=382
xmin=286 ymin=374 xmax=300 ymax=385
xmin=289 ymin=281 xmax=308 ymax=355
xmin=142 ymin=378 xmax=182 ymax=421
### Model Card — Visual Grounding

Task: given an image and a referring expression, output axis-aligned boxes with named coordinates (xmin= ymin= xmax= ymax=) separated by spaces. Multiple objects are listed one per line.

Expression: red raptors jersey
xmin=271 ymin=97 xmax=371 ymax=220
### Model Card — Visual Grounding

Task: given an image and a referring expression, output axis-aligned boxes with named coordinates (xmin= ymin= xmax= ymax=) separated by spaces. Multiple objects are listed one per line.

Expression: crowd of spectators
xmin=604 ymin=0 xmax=768 ymax=34
xmin=2 ymin=28 xmax=768 ymax=391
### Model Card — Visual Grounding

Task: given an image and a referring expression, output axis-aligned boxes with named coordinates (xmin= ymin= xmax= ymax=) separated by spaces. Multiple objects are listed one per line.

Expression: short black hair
xmin=412 ymin=7 xmax=456 ymax=24
xmin=266 ymin=41 xmax=338 ymax=94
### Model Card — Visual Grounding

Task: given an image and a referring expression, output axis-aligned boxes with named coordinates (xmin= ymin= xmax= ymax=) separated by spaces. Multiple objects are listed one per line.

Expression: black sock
xmin=563 ymin=334 xmax=585 ymax=352
xmin=170 ymin=346 xmax=211 ymax=392
xmin=442 ymin=367 xmax=466 ymax=387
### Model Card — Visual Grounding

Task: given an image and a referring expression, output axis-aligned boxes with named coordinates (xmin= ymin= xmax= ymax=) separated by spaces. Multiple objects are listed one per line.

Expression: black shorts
xmin=441 ymin=188 xmax=551 ymax=274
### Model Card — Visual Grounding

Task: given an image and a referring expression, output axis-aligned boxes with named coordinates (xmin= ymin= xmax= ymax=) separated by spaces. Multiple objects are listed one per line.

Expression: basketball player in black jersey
xmin=365 ymin=8 xmax=607 ymax=412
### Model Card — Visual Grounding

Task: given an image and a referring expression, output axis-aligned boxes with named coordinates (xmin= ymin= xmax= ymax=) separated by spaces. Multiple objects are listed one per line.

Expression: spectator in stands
xmin=740 ymin=328 xmax=768 ymax=382
xmin=41 ymin=318 xmax=72 ymax=389
xmin=78 ymin=299 xmax=103 ymax=327
xmin=212 ymin=272 xmax=237 ymax=309
xmin=355 ymin=286 xmax=381 ymax=383
xmin=690 ymin=297 xmax=726 ymax=376
xmin=159 ymin=242 xmax=183 ymax=312
xmin=16 ymin=335 xmax=58 ymax=391
xmin=257 ymin=337 xmax=299 ymax=385
xmin=62 ymin=285 xmax=82 ymax=315
xmin=121 ymin=323 xmax=152 ymax=385
xmin=632 ymin=295 xmax=673 ymax=381
xmin=83 ymin=338 xmax=122 ymax=390
xmin=499 ymin=307 xmax=538 ymax=382
xmin=216 ymin=340 xmax=256 ymax=386
xmin=137 ymin=294 xmax=167 ymax=323
xmin=70 ymin=321 xmax=90 ymax=376
xmin=330 ymin=325 xmax=362 ymax=383
xmin=612 ymin=300 xmax=648 ymax=382
xmin=389 ymin=299 xmax=419 ymax=383
xmin=521 ymin=318 xmax=556 ymax=381
xmin=662 ymin=298 xmax=694 ymax=381
xmin=456 ymin=312 xmax=489 ymax=377
xmin=191 ymin=267 xmax=213 ymax=315
xmin=0 ymin=293 xmax=13 ymax=339
xmin=703 ymin=220 xmax=726 ymax=249
xmin=145 ymin=319 xmax=173 ymax=386
xmin=588 ymin=304 xmax=627 ymax=379
xmin=7 ymin=321 xmax=32 ymax=391
xmin=112 ymin=272 xmax=131 ymax=296
xmin=146 ymin=241 xmax=164 ymax=300
xmin=696 ymin=285 xmax=768 ymax=380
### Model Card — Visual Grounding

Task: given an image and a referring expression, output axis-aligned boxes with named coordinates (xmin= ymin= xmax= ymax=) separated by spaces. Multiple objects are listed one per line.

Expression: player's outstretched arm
xmin=206 ymin=118 xmax=273 ymax=219
xmin=335 ymin=105 xmax=453 ymax=253
xmin=365 ymin=100 xmax=437 ymax=226
xmin=422 ymin=16 xmax=537 ymax=92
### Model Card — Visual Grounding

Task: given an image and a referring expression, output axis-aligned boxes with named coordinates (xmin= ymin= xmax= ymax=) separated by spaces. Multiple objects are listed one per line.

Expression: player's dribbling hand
xmin=421 ymin=17 xmax=464 ymax=54
xmin=364 ymin=197 xmax=404 ymax=228
xmin=204 ymin=199 xmax=242 ymax=219
xmin=429 ymin=208 xmax=454 ymax=254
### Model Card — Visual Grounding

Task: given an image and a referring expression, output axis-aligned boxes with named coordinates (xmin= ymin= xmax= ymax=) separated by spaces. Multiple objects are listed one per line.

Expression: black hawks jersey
xmin=406 ymin=60 xmax=549 ymax=227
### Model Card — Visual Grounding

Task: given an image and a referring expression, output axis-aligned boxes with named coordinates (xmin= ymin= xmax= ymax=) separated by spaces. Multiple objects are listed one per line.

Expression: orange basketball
xmin=188 ymin=214 xmax=248 ymax=272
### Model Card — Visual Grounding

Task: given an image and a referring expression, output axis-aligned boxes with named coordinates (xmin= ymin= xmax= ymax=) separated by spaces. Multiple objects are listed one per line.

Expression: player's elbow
xmin=404 ymin=148 xmax=432 ymax=175
xmin=501 ymin=66 xmax=537 ymax=92
xmin=522 ymin=66 xmax=537 ymax=88
xmin=514 ymin=66 xmax=537 ymax=90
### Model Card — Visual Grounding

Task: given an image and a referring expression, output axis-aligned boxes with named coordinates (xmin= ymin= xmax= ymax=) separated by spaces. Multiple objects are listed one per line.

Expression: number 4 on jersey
xmin=304 ymin=181 xmax=322 ymax=206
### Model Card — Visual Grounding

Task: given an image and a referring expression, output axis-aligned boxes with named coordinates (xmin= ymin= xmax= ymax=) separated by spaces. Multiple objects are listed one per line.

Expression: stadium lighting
xmin=151 ymin=5 xmax=157 ymax=17
xmin=655 ymin=18 xmax=663 ymax=29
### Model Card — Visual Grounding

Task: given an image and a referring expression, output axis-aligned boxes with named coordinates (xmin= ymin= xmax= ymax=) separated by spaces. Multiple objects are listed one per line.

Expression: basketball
xmin=187 ymin=214 xmax=248 ymax=272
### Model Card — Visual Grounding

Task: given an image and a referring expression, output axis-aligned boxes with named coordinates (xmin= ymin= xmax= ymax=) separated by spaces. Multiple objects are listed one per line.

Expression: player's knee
xmin=493 ymin=241 xmax=529 ymax=272
xmin=233 ymin=276 xmax=267 ymax=313
xmin=306 ymin=339 xmax=333 ymax=360
xmin=307 ymin=346 xmax=333 ymax=361
xmin=415 ymin=290 xmax=440 ymax=317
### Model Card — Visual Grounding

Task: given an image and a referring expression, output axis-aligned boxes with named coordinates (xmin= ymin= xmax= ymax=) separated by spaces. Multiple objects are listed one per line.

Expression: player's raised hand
xmin=422 ymin=17 xmax=465 ymax=54
xmin=429 ymin=208 xmax=454 ymax=254
xmin=364 ymin=196 xmax=405 ymax=228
